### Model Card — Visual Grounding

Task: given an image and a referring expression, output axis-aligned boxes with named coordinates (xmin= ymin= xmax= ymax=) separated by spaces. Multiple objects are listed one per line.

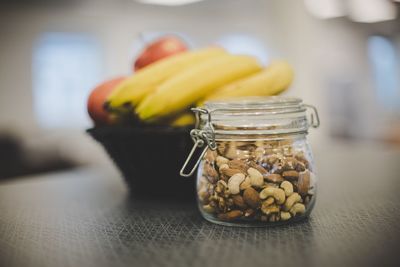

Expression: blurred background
xmin=0 ymin=0 xmax=399 ymax=179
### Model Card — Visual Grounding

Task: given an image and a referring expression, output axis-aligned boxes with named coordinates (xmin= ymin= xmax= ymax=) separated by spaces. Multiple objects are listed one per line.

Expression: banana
xmin=169 ymin=112 xmax=195 ymax=127
xmin=200 ymin=60 xmax=294 ymax=103
xmin=106 ymin=47 xmax=226 ymax=110
xmin=136 ymin=54 xmax=262 ymax=120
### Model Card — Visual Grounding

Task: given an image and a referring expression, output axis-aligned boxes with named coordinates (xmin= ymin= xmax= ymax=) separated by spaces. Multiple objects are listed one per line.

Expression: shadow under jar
xmin=181 ymin=96 xmax=320 ymax=227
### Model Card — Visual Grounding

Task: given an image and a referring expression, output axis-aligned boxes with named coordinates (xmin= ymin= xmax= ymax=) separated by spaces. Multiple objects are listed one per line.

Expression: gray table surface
xmin=1 ymin=141 xmax=400 ymax=267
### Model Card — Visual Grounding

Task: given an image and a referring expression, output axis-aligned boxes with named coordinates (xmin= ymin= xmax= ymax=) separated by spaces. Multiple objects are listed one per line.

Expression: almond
xmin=297 ymin=170 xmax=310 ymax=196
xmin=232 ymin=195 xmax=247 ymax=209
xmin=248 ymin=161 xmax=268 ymax=174
xmin=265 ymin=173 xmax=284 ymax=183
xmin=282 ymin=170 xmax=299 ymax=181
xmin=243 ymin=187 xmax=261 ymax=208
xmin=228 ymin=159 xmax=248 ymax=172
xmin=218 ymin=210 xmax=243 ymax=221
xmin=204 ymin=164 xmax=218 ymax=183
xmin=220 ymin=168 xmax=243 ymax=177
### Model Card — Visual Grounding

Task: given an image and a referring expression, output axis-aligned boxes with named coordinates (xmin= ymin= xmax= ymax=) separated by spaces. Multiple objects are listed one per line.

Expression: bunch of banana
xmin=199 ymin=60 xmax=294 ymax=104
xmin=136 ymin=54 xmax=262 ymax=121
xmin=106 ymin=47 xmax=226 ymax=111
xmin=106 ymin=46 xmax=294 ymax=127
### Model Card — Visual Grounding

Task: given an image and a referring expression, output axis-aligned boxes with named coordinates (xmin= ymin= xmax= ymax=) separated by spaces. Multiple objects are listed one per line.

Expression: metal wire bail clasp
xmin=180 ymin=108 xmax=216 ymax=177
xmin=304 ymin=104 xmax=320 ymax=129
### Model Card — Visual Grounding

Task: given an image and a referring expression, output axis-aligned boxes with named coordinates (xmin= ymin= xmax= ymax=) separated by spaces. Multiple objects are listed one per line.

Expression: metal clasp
xmin=304 ymin=104 xmax=320 ymax=128
xmin=180 ymin=108 xmax=216 ymax=177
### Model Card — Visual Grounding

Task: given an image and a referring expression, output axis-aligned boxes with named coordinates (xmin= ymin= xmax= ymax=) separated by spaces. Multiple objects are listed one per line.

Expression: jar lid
xmin=197 ymin=96 xmax=319 ymax=137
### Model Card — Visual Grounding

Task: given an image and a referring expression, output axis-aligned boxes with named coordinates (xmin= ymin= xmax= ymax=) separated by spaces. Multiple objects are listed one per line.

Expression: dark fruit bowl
xmin=87 ymin=126 xmax=196 ymax=201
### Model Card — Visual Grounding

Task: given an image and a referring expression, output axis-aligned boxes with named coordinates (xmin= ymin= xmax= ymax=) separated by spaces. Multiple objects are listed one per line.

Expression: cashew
xmin=239 ymin=176 xmax=251 ymax=190
xmin=261 ymin=203 xmax=280 ymax=215
xmin=259 ymin=187 xmax=286 ymax=204
xmin=227 ymin=173 xmax=245 ymax=195
xmin=216 ymin=156 xmax=229 ymax=167
xmin=247 ymin=167 xmax=264 ymax=188
xmin=263 ymin=197 xmax=275 ymax=206
xmin=290 ymin=203 xmax=306 ymax=216
xmin=280 ymin=211 xmax=291 ymax=221
xmin=219 ymin=163 xmax=229 ymax=171
xmin=284 ymin=192 xmax=301 ymax=211
xmin=202 ymin=204 xmax=215 ymax=213
xmin=280 ymin=181 xmax=294 ymax=196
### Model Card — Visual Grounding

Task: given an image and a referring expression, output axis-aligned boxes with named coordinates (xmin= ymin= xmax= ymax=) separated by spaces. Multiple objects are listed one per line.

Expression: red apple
xmin=134 ymin=36 xmax=188 ymax=72
xmin=87 ymin=77 xmax=126 ymax=125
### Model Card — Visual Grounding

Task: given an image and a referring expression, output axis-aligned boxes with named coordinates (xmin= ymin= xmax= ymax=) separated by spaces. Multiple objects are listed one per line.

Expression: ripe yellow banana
xmin=169 ymin=112 xmax=195 ymax=127
xmin=136 ymin=54 xmax=262 ymax=120
xmin=201 ymin=60 xmax=294 ymax=103
xmin=106 ymin=47 xmax=226 ymax=110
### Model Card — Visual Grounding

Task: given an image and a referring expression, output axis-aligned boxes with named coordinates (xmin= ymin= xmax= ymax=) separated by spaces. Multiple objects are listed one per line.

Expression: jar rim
xmin=204 ymin=96 xmax=306 ymax=114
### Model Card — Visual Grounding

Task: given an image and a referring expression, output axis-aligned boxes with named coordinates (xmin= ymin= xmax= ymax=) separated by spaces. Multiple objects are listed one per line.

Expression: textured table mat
xmin=1 ymin=142 xmax=400 ymax=267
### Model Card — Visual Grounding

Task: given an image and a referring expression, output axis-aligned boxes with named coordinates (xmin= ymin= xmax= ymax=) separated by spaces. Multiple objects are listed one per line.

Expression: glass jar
xmin=180 ymin=96 xmax=320 ymax=227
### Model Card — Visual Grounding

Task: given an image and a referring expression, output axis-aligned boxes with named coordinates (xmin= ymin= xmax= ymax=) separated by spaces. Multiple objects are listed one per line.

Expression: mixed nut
xmin=197 ymin=140 xmax=316 ymax=224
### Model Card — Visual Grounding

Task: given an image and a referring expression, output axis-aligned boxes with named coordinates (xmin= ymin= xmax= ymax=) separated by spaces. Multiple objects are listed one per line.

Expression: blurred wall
xmin=0 ymin=0 xmax=398 ymax=165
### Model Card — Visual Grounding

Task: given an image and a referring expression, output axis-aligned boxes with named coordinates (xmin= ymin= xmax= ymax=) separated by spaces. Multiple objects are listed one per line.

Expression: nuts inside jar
xmin=197 ymin=140 xmax=315 ymax=224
